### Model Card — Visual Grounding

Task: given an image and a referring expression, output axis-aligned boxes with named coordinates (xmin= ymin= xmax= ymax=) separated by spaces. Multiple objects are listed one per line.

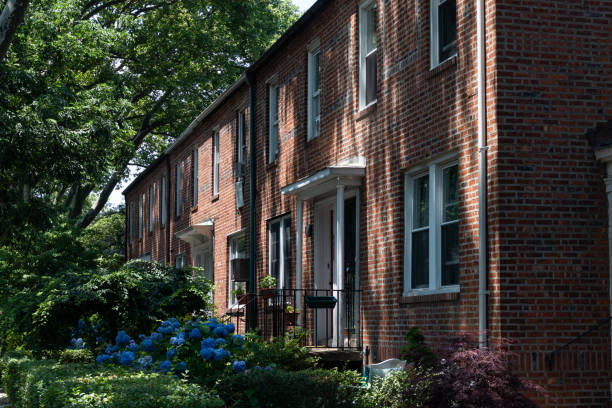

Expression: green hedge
xmin=216 ymin=367 xmax=362 ymax=408
xmin=0 ymin=357 xmax=224 ymax=408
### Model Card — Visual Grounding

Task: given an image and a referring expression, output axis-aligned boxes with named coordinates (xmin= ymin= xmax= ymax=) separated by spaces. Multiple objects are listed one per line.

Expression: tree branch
xmin=0 ymin=0 xmax=30 ymax=63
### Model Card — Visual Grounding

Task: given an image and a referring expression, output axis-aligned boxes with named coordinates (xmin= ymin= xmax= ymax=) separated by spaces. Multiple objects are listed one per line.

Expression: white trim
xmin=138 ymin=194 xmax=143 ymax=239
xmin=160 ymin=175 xmax=167 ymax=225
xmin=237 ymin=110 xmax=246 ymax=167
xmin=213 ymin=129 xmax=220 ymax=196
xmin=148 ymin=185 xmax=154 ymax=232
xmin=268 ymin=83 xmax=279 ymax=163
xmin=268 ymin=215 xmax=291 ymax=289
xmin=193 ymin=147 xmax=199 ymax=206
xmin=404 ymin=160 xmax=459 ymax=296
xmin=359 ymin=0 xmax=377 ymax=110
xmin=430 ymin=0 xmax=457 ymax=69
xmin=281 ymin=161 xmax=365 ymax=200
xmin=175 ymin=162 xmax=182 ymax=217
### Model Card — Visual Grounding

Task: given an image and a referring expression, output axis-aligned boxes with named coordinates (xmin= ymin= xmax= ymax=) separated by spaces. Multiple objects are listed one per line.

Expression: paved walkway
xmin=0 ymin=388 xmax=9 ymax=407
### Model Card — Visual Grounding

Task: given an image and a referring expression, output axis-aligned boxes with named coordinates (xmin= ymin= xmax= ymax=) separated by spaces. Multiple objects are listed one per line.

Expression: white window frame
xmin=228 ymin=234 xmax=247 ymax=306
xmin=213 ymin=129 xmax=220 ymax=196
xmin=148 ymin=185 xmax=154 ymax=232
xmin=268 ymin=215 xmax=291 ymax=289
xmin=268 ymin=83 xmax=279 ymax=163
xmin=160 ymin=175 xmax=167 ymax=225
xmin=404 ymin=157 xmax=459 ymax=296
xmin=138 ymin=194 xmax=143 ymax=239
xmin=359 ymin=0 xmax=377 ymax=110
xmin=237 ymin=111 xmax=246 ymax=167
xmin=430 ymin=0 xmax=457 ymax=68
xmin=193 ymin=148 xmax=199 ymax=206
xmin=129 ymin=202 xmax=134 ymax=242
xmin=307 ymin=49 xmax=321 ymax=141
xmin=175 ymin=162 xmax=182 ymax=217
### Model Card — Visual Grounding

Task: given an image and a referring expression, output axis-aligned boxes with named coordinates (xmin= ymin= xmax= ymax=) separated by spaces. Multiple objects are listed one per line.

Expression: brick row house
xmin=124 ymin=0 xmax=612 ymax=405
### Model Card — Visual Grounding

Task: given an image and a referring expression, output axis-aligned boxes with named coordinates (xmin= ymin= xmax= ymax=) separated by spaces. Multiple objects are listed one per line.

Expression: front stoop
xmin=308 ymin=347 xmax=362 ymax=370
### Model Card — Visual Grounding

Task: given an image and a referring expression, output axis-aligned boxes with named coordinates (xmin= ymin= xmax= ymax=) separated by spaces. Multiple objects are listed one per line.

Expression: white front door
xmin=193 ymin=242 xmax=213 ymax=282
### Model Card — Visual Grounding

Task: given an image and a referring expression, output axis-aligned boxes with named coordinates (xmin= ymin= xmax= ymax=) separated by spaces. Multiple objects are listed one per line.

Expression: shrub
xmin=0 ymin=357 xmax=224 ymax=408
xmin=400 ymin=327 xmax=436 ymax=368
xmin=60 ymin=349 xmax=94 ymax=364
xmin=356 ymin=366 xmax=436 ymax=408
xmin=216 ymin=367 xmax=361 ymax=408
xmin=244 ymin=330 xmax=319 ymax=371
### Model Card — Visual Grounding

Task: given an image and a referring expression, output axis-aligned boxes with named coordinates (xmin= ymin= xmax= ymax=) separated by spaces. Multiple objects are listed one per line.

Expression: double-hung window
xmin=138 ymin=194 xmax=143 ymax=239
xmin=229 ymin=235 xmax=247 ymax=305
xmin=237 ymin=111 xmax=246 ymax=171
xmin=213 ymin=130 xmax=220 ymax=196
xmin=193 ymin=148 xmax=199 ymax=206
xmin=307 ymin=50 xmax=321 ymax=140
xmin=359 ymin=0 xmax=377 ymax=109
xmin=268 ymin=84 xmax=279 ymax=163
xmin=160 ymin=175 xmax=166 ymax=225
xmin=129 ymin=202 xmax=134 ymax=242
xmin=175 ymin=162 xmax=182 ymax=217
xmin=404 ymin=161 xmax=459 ymax=294
xmin=269 ymin=216 xmax=291 ymax=289
xmin=148 ymin=185 xmax=153 ymax=232
xmin=431 ymin=0 xmax=457 ymax=68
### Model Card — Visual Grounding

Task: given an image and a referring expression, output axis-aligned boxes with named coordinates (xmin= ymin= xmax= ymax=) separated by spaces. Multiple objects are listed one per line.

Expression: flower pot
xmin=260 ymin=288 xmax=276 ymax=299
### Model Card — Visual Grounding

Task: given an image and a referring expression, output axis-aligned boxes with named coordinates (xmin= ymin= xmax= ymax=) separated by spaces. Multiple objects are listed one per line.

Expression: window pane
xmin=161 ymin=177 xmax=166 ymax=225
xmin=283 ymin=222 xmax=292 ymax=289
xmin=366 ymin=5 xmax=377 ymax=54
xmin=411 ymin=229 xmax=429 ymax=288
xmin=313 ymin=52 xmax=320 ymax=91
xmin=443 ymin=165 xmax=458 ymax=222
xmin=365 ymin=50 xmax=377 ymax=104
xmin=439 ymin=0 xmax=457 ymax=61
xmin=441 ymin=222 xmax=459 ymax=285
xmin=270 ymin=222 xmax=280 ymax=282
xmin=413 ymin=175 xmax=429 ymax=229
xmin=313 ymin=93 xmax=320 ymax=134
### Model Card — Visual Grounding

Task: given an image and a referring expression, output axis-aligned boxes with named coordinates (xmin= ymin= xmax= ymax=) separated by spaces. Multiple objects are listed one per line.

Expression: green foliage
xmin=60 ymin=349 xmax=94 ymax=364
xmin=216 ymin=367 xmax=361 ymax=408
xmin=0 ymin=357 xmax=224 ymax=408
xmin=259 ymin=274 xmax=276 ymax=289
xmin=79 ymin=209 xmax=126 ymax=269
xmin=244 ymin=331 xmax=319 ymax=371
xmin=356 ymin=367 xmax=436 ymax=408
xmin=400 ymin=327 xmax=437 ymax=368
xmin=0 ymin=257 xmax=214 ymax=354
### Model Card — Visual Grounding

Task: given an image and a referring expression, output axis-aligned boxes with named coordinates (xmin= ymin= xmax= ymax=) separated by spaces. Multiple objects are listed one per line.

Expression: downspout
xmin=166 ymin=155 xmax=172 ymax=265
xmin=477 ymin=0 xmax=489 ymax=348
xmin=246 ymin=72 xmax=258 ymax=330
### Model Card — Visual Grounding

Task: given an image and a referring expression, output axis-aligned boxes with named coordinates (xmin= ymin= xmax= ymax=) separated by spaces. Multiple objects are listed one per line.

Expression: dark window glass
xmin=439 ymin=0 xmax=457 ymax=61
xmin=412 ymin=230 xmax=429 ymax=288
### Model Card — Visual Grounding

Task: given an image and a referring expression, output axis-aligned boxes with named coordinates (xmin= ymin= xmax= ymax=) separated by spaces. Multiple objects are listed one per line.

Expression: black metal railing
xmin=260 ymin=288 xmax=362 ymax=349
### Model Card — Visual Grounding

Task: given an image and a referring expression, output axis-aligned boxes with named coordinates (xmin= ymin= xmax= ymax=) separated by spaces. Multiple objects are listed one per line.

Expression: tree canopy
xmin=0 ymin=0 xmax=299 ymax=244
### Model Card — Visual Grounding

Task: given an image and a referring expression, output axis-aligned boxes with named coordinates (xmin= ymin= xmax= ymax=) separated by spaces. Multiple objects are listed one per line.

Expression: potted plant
xmin=231 ymin=284 xmax=249 ymax=305
xmin=284 ymin=305 xmax=300 ymax=326
xmin=259 ymin=275 xmax=276 ymax=299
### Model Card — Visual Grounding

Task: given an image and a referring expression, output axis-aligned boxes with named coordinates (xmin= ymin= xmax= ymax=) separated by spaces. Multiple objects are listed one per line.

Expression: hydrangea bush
xmin=93 ymin=317 xmax=247 ymax=385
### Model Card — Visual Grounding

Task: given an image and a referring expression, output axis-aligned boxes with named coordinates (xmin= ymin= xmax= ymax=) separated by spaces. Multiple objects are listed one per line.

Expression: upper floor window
xmin=192 ymin=148 xmax=199 ymax=206
xmin=160 ymin=175 xmax=167 ymax=225
xmin=148 ymin=185 xmax=153 ymax=232
xmin=175 ymin=162 xmax=182 ymax=217
xmin=359 ymin=0 xmax=377 ymax=109
xmin=213 ymin=130 xmax=220 ymax=196
xmin=237 ymin=111 xmax=246 ymax=170
xmin=129 ymin=202 xmax=134 ymax=242
xmin=307 ymin=50 xmax=321 ymax=140
xmin=269 ymin=215 xmax=291 ymax=289
xmin=138 ymin=194 xmax=143 ymax=239
xmin=268 ymin=83 xmax=279 ymax=163
xmin=404 ymin=160 xmax=459 ymax=295
xmin=431 ymin=0 xmax=457 ymax=68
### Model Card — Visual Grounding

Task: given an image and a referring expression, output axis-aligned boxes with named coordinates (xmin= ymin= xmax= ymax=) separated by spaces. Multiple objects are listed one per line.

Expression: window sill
xmin=427 ymin=55 xmax=457 ymax=79
xmin=211 ymin=194 xmax=219 ymax=203
xmin=356 ymin=101 xmax=377 ymax=121
xmin=401 ymin=286 xmax=460 ymax=304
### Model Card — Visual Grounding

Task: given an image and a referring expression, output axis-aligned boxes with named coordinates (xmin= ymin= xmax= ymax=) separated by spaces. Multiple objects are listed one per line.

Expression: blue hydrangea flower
xmin=140 ymin=338 xmax=155 ymax=352
xmin=115 ymin=331 xmax=131 ymax=346
xmin=175 ymin=361 xmax=187 ymax=372
xmin=215 ymin=338 xmax=226 ymax=346
xmin=138 ymin=334 xmax=147 ymax=340
xmin=166 ymin=348 xmax=177 ymax=360
xmin=199 ymin=347 xmax=214 ymax=361
xmin=78 ymin=320 xmax=86 ymax=329
xmin=201 ymin=338 xmax=216 ymax=349
xmin=111 ymin=344 xmax=120 ymax=352
xmin=95 ymin=336 xmax=103 ymax=343
xmin=105 ymin=344 xmax=112 ymax=354
xmin=226 ymin=322 xmax=236 ymax=333
xmin=233 ymin=360 xmax=247 ymax=373
xmin=170 ymin=336 xmax=185 ymax=346
xmin=69 ymin=337 xmax=84 ymax=350
xmin=189 ymin=328 xmax=202 ymax=340
xmin=213 ymin=348 xmax=228 ymax=361
xmin=126 ymin=340 xmax=139 ymax=352
xmin=118 ymin=351 xmax=135 ymax=365
xmin=137 ymin=355 xmax=153 ymax=368
xmin=213 ymin=326 xmax=228 ymax=338
xmin=96 ymin=354 xmax=112 ymax=364
xmin=150 ymin=332 xmax=163 ymax=342
xmin=231 ymin=334 xmax=245 ymax=346
xmin=160 ymin=360 xmax=172 ymax=373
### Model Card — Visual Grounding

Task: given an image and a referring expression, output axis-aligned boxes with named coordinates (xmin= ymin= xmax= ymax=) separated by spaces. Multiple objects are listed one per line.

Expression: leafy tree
xmin=0 ymin=0 xmax=29 ymax=62
xmin=0 ymin=0 xmax=299 ymax=245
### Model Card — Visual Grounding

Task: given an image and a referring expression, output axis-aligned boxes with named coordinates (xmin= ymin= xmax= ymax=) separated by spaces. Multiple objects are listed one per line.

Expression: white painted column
xmin=296 ymin=199 xmax=303 ymax=325
xmin=335 ymin=184 xmax=345 ymax=348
